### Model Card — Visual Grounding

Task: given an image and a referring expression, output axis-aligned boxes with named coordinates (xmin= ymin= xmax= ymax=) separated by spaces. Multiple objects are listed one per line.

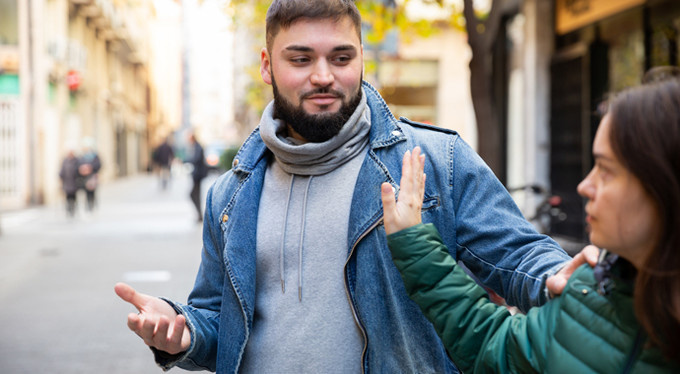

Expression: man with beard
xmin=114 ymin=1 xmax=584 ymax=372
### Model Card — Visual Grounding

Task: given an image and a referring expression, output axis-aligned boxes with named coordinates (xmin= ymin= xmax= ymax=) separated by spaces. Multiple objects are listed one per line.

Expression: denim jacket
xmin=160 ymin=82 xmax=571 ymax=373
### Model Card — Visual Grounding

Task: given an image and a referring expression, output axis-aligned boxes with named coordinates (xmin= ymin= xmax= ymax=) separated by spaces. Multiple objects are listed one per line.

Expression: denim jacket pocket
xmin=422 ymin=196 xmax=440 ymax=212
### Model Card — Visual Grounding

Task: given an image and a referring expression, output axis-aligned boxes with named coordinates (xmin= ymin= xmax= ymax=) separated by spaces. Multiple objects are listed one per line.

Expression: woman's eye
xmin=598 ymin=167 xmax=613 ymax=181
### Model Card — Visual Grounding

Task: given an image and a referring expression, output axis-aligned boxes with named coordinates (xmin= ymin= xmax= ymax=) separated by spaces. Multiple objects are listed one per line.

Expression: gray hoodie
xmin=240 ymin=91 xmax=370 ymax=373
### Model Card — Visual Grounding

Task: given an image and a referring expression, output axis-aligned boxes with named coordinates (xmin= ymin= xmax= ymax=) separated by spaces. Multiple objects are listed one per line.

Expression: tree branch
xmin=481 ymin=0 xmax=503 ymax=52
xmin=463 ymin=0 xmax=480 ymax=48
xmin=464 ymin=0 xmax=507 ymax=53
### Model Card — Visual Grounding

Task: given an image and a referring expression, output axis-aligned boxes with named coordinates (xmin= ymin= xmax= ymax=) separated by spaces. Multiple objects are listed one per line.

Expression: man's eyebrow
xmin=285 ymin=45 xmax=313 ymax=52
xmin=331 ymin=45 xmax=358 ymax=52
xmin=284 ymin=44 xmax=358 ymax=53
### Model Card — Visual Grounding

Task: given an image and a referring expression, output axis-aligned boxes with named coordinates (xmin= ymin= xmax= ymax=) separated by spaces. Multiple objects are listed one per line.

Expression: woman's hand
xmin=381 ymin=147 xmax=426 ymax=235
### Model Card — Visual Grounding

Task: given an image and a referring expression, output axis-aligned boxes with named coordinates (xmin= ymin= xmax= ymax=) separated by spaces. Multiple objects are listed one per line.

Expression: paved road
xmin=0 ymin=171 xmax=219 ymax=373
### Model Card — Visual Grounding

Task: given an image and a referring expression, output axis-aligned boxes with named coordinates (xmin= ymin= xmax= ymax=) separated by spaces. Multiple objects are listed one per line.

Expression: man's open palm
xmin=114 ymin=282 xmax=191 ymax=355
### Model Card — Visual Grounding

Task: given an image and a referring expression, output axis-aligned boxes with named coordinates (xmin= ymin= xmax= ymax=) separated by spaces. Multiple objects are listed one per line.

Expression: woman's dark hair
xmin=265 ymin=0 xmax=362 ymax=52
xmin=606 ymin=69 xmax=680 ymax=359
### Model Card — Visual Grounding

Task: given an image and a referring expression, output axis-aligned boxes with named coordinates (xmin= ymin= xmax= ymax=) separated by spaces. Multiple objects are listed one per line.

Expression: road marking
xmin=122 ymin=270 xmax=172 ymax=282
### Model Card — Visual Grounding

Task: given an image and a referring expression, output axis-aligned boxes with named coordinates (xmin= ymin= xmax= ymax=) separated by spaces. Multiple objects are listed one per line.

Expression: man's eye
xmin=289 ymin=57 xmax=310 ymax=64
xmin=333 ymin=56 xmax=352 ymax=64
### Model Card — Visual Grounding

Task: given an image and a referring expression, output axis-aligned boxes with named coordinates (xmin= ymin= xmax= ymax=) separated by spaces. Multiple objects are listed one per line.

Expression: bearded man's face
xmin=259 ymin=16 xmax=364 ymax=142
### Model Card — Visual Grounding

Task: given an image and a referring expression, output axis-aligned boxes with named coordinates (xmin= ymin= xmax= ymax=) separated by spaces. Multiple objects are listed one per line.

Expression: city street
xmin=0 ymin=171 xmax=218 ymax=373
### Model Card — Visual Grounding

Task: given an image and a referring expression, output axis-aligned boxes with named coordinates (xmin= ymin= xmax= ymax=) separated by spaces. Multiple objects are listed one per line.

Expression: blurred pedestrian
xmin=153 ymin=136 xmax=175 ymax=189
xmin=59 ymin=149 xmax=80 ymax=217
xmin=78 ymin=137 xmax=101 ymax=212
xmin=187 ymin=132 xmax=207 ymax=222
xmin=380 ymin=72 xmax=680 ymax=372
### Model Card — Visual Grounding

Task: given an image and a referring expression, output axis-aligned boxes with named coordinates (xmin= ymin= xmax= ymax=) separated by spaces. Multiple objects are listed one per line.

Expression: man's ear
xmin=360 ymin=44 xmax=364 ymax=78
xmin=260 ymin=48 xmax=272 ymax=85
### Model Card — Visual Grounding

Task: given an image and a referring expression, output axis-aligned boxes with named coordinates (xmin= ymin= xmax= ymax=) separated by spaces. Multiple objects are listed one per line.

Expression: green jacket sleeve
xmin=387 ymin=223 xmax=558 ymax=373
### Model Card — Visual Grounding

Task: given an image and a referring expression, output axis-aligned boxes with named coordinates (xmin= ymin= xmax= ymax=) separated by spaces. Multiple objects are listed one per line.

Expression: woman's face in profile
xmin=577 ymin=114 xmax=660 ymax=268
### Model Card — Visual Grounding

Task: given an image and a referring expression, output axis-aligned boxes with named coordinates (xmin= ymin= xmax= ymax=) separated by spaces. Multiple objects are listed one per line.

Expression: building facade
xmin=473 ymin=0 xmax=679 ymax=245
xmin=0 ymin=0 xmax=161 ymax=209
xmin=548 ymin=0 xmax=680 ymax=241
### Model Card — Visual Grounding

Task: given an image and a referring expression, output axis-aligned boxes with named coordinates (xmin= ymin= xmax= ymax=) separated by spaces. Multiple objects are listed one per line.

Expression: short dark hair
xmin=606 ymin=71 xmax=680 ymax=361
xmin=265 ymin=0 xmax=362 ymax=51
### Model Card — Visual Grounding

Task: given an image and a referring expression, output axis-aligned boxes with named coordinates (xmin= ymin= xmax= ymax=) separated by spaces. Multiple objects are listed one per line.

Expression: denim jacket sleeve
xmin=151 ymin=182 xmax=227 ymax=372
xmin=445 ymin=137 xmax=570 ymax=312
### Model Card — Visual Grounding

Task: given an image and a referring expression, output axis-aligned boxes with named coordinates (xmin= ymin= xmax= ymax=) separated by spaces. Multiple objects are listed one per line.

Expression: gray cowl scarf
xmin=259 ymin=89 xmax=370 ymax=176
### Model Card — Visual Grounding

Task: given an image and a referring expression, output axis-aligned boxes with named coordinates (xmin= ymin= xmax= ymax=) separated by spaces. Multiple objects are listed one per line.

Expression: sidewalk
xmin=0 ymin=170 xmax=217 ymax=295
xmin=0 ymin=170 xmax=210 ymax=233
xmin=0 ymin=171 xmax=217 ymax=374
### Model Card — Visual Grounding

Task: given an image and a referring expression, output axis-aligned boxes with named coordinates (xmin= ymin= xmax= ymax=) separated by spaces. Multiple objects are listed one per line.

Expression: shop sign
xmin=556 ymin=0 xmax=645 ymax=34
xmin=0 ymin=46 xmax=19 ymax=73
xmin=66 ymin=70 xmax=82 ymax=91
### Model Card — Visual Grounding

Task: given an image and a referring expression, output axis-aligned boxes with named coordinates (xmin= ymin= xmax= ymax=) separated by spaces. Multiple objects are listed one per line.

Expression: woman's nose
xmin=577 ymin=171 xmax=595 ymax=199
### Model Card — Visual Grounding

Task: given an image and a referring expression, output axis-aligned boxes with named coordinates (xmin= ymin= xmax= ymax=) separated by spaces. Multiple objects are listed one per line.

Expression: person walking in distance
xmin=153 ymin=136 xmax=175 ymax=190
xmin=78 ymin=137 xmax=101 ymax=212
xmin=187 ymin=132 xmax=207 ymax=222
xmin=114 ymin=1 xmax=587 ymax=372
xmin=59 ymin=148 xmax=80 ymax=217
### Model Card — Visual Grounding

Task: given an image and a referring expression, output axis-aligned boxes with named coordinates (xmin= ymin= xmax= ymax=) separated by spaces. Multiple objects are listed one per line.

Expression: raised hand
xmin=381 ymin=147 xmax=426 ymax=235
xmin=114 ymin=282 xmax=191 ymax=355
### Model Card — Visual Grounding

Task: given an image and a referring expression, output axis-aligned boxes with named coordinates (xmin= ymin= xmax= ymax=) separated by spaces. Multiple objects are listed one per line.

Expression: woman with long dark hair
xmin=381 ymin=72 xmax=680 ymax=372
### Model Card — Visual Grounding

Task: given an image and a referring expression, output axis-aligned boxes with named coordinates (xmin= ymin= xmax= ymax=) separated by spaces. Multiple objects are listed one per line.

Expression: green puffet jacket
xmin=386 ymin=223 xmax=679 ymax=373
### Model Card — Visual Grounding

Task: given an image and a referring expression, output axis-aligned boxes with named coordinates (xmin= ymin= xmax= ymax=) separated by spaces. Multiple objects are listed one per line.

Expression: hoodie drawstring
xmin=280 ymin=175 xmax=313 ymax=302
xmin=280 ymin=175 xmax=295 ymax=294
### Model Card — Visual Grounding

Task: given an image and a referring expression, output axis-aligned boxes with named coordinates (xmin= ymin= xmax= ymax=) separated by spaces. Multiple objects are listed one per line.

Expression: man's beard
xmin=272 ymin=76 xmax=363 ymax=143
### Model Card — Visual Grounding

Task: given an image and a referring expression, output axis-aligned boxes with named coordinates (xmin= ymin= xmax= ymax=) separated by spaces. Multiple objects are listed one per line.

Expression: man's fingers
xmin=155 ymin=315 xmax=171 ymax=346
xmin=126 ymin=312 xmax=143 ymax=333
xmin=114 ymin=282 xmax=149 ymax=312
xmin=168 ymin=315 xmax=187 ymax=349
xmin=116 ymin=283 xmax=188 ymax=353
xmin=127 ymin=311 xmax=157 ymax=347
xmin=156 ymin=315 xmax=188 ymax=354
xmin=140 ymin=314 xmax=157 ymax=346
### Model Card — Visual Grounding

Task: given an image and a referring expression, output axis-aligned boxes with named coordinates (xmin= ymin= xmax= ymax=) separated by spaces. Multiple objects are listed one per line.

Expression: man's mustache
xmin=300 ymin=87 xmax=346 ymax=100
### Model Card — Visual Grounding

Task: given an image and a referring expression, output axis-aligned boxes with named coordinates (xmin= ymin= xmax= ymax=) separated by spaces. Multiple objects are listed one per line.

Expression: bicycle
xmin=507 ymin=184 xmax=567 ymax=234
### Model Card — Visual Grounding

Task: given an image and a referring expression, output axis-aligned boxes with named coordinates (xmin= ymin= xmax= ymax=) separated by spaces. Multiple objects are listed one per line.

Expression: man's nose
xmin=310 ymin=61 xmax=334 ymax=86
